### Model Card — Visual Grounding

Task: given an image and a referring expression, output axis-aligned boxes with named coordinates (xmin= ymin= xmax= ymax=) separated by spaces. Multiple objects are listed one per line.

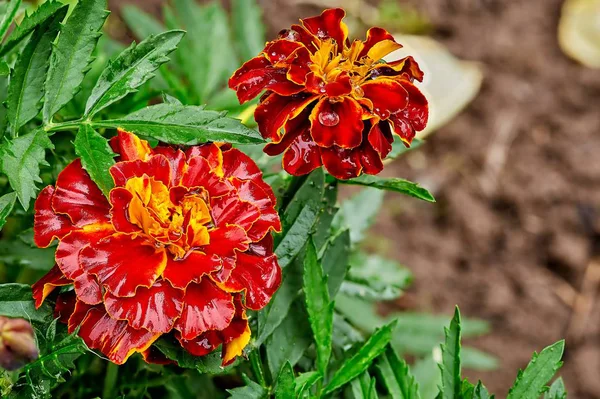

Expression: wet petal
xmin=306 ymin=72 xmax=352 ymax=97
xmin=264 ymin=39 xmax=304 ymax=64
xmin=222 ymin=322 xmax=251 ymax=366
xmin=109 ymin=188 xmax=138 ymax=234
xmin=104 ymin=279 xmax=184 ymax=333
xmin=301 ymin=8 xmax=348 ymax=46
xmin=211 ymin=191 xmax=261 ymax=232
xmin=224 ymin=253 xmax=281 ymax=310
xmin=254 ymin=92 xmax=317 ymax=142
xmin=278 ymin=24 xmax=318 ymax=49
xmin=31 ymin=265 xmax=71 ymax=308
xmin=222 ymin=147 xmax=277 ymax=203
xmin=152 ymin=147 xmax=186 ymax=186
xmin=375 ymin=56 xmax=424 ymax=82
xmin=110 ymin=129 xmax=152 ymax=161
xmin=282 ymin=129 xmax=322 ymax=176
xmin=54 ymin=291 xmax=77 ymax=323
xmin=286 ymin=46 xmax=312 ymax=85
xmin=359 ymin=27 xmax=401 ymax=60
xmin=181 ymin=156 xmax=232 ymax=198
xmin=163 ymin=251 xmax=222 ymax=290
xmin=206 ymin=225 xmax=251 ymax=283
xmin=309 ymin=97 xmax=364 ymax=149
xmin=368 ymin=120 xmax=394 ymax=158
xmin=230 ymin=179 xmax=282 ymax=241
xmin=110 ymin=154 xmax=172 ymax=188
xmin=360 ymin=79 xmax=409 ymax=119
xmin=398 ymin=80 xmax=429 ymax=131
xmin=186 ymin=143 xmax=224 ymax=177
xmin=176 ymin=330 xmax=221 ymax=357
xmin=359 ymin=142 xmax=385 ymax=175
xmin=321 ymin=146 xmax=363 ymax=180
xmin=33 ymin=186 xmax=74 ymax=248
xmin=80 ymin=233 xmax=167 ymax=297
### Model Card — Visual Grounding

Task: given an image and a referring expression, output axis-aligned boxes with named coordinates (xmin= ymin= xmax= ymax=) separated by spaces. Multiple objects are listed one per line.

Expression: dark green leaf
xmin=322 ymin=320 xmax=397 ymax=395
xmin=0 ymin=283 xmax=52 ymax=323
xmin=0 ymin=1 xmax=64 ymax=57
xmin=227 ymin=374 xmax=267 ymax=399
xmin=0 ymin=238 xmax=55 ymax=271
xmin=507 ymin=340 xmax=565 ymax=399
xmin=312 ymin=182 xmax=338 ymax=251
xmin=545 ymin=378 xmax=567 ymax=399
xmin=0 ymin=128 xmax=54 ymax=210
xmin=347 ymin=371 xmax=379 ymax=399
xmin=95 ymin=104 xmax=264 ymax=145
xmin=0 ymin=192 xmax=16 ymax=230
xmin=6 ymin=7 xmax=66 ymax=134
xmin=295 ymin=372 xmax=321 ymax=398
xmin=332 ymin=313 xmax=364 ymax=349
xmin=231 ymin=0 xmax=265 ymax=61
xmin=0 ymin=0 xmax=20 ymax=42
xmin=304 ymin=239 xmax=334 ymax=375
xmin=73 ymin=124 xmax=115 ymax=197
xmin=376 ymin=345 xmax=421 ymax=399
xmin=43 ymin=0 xmax=109 ymax=122
xmin=0 ymin=60 xmax=8 ymax=76
xmin=275 ymin=361 xmax=295 ymax=399
xmin=332 ymin=188 xmax=384 ymax=245
xmin=342 ymin=175 xmax=435 ymax=203
xmin=85 ymin=30 xmax=185 ymax=117
xmin=275 ymin=205 xmax=320 ymax=269
xmin=321 ymin=229 xmax=350 ymax=297
xmin=154 ymin=336 xmax=230 ymax=374
xmin=473 ymin=381 xmax=493 ymax=399
xmin=121 ymin=5 xmax=165 ymax=40
xmin=439 ymin=307 xmax=462 ymax=399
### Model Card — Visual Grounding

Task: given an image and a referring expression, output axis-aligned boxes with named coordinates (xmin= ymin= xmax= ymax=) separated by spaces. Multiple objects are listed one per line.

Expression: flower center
xmin=124 ymin=175 xmax=213 ymax=259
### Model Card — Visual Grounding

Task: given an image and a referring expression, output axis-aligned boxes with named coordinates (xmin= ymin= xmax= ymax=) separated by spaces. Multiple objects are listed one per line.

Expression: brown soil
xmin=109 ymin=0 xmax=600 ymax=396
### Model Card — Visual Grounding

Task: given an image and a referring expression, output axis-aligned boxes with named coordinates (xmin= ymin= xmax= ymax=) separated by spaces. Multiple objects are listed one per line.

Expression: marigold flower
xmin=31 ymin=130 xmax=282 ymax=366
xmin=229 ymin=8 xmax=429 ymax=180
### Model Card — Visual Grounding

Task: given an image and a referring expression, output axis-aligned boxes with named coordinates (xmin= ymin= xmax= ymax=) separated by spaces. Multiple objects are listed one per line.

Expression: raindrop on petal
xmin=318 ymin=111 xmax=340 ymax=127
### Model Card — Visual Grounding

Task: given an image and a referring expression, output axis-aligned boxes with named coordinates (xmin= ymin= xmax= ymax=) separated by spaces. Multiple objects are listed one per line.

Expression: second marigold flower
xmin=229 ymin=8 xmax=429 ymax=180
xmin=32 ymin=130 xmax=282 ymax=366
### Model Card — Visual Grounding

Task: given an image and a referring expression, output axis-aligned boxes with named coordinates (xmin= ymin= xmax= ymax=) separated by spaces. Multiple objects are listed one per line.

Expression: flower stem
xmin=102 ymin=362 xmax=119 ymax=399
xmin=249 ymin=349 xmax=267 ymax=388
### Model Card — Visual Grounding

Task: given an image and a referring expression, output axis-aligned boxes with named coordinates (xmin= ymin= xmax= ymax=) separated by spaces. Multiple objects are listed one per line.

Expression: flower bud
xmin=0 ymin=316 xmax=39 ymax=371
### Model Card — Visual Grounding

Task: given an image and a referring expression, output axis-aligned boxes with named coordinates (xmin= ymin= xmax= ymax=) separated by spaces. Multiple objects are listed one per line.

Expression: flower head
xmin=229 ymin=8 xmax=428 ymax=179
xmin=32 ymin=130 xmax=282 ymax=365
xmin=0 ymin=316 xmax=39 ymax=371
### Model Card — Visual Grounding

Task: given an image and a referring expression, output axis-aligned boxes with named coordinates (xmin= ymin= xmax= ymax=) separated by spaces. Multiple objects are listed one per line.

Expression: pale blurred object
xmin=0 ymin=316 xmax=38 ymax=371
xmin=386 ymin=35 xmax=483 ymax=139
xmin=559 ymin=0 xmax=600 ymax=68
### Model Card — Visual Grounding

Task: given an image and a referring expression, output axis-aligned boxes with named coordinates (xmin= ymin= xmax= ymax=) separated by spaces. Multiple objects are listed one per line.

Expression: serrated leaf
xmin=348 ymin=371 xmax=379 ymax=399
xmin=275 ymin=361 xmax=295 ymax=399
xmin=440 ymin=307 xmax=462 ymax=399
xmin=6 ymin=7 xmax=66 ymax=135
xmin=0 ymin=0 xmax=20 ymax=42
xmin=0 ymin=283 xmax=52 ymax=323
xmin=84 ymin=30 xmax=184 ymax=117
xmin=0 ymin=60 xmax=8 ymax=76
xmin=322 ymin=320 xmax=397 ymax=395
xmin=94 ymin=103 xmax=264 ymax=145
xmin=0 ymin=128 xmax=54 ymax=210
xmin=376 ymin=345 xmax=421 ymax=399
xmin=413 ymin=355 xmax=442 ymax=399
xmin=304 ymin=239 xmax=334 ymax=375
xmin=43 ymin=0 xmax=109 ymax=122
xmin=121 ymin=5 xmax=165 ymax=40
xmin=545 ymin=377 xmax=567 ymax=399
xmin=73 ymin=124 xmax=115 ymax=196
xmin=0 ymin=192 xmax=16 ymax=230
xmin=343 ymin=174 xmax=435 ymax=202
xmin=153 ymin=336 xmax=230 ymax=374
xmin=227 ymin=374 xmax=267 ymax=399
xmin=295 ymin=372 xmax=321 ymax=398
xmin=321 ymin=229 xmax=350 ymax=297
xmin=473 ymin=381 xmax=493 ymax=399
xmin=507 ymin=340 xmax=565 ymax=399
xmin=0 ymin=1 xmax=64 ymax=57
xmin=231 ymin=0 xmax=265 ymax=61
xmin=332 ymin=187 xmax=384 ymax=245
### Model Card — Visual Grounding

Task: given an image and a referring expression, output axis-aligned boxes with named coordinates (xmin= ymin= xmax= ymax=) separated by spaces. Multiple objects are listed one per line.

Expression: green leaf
xmin=0 ymin=283 xmax=52 ymax=323
xmin=347 ymin=371 xmax=379 ymax=399
xmin=0 ymin=0 xmax=20 ymax=42
xmin=95 ymin=104 xmax=264 ymax=145
xmin=472 ymin=381 xmax=493 ymax=399
xmin=322 ymin=320 xmax=397 ymax=395
xmin=439 ymin=307 xmax=462 ymax=399
xmin=0 ymin=238 xmax=55 ymax=271
xmin=6 ymin=7 xmax=66 ymax=135
xmin=0 ymin=60 xmax=8 ymax=76
xmin=342 ymin=174 xmax=435 ymax=202
xmin=121 ymin=5 xmax=165 ymax=40
xmin=507 ymin=340 xmax=565 ymax=399
xmin=227 ymin=374 xmax=267 ymax=399
xmin=304 ymin=239 xmax=334 ymax=375
xmin=231 ymin=0 xmax=265 ymax=61
xmin=413 ymin=355 xmax=442 ymax=399
xmin=0 ymin=192 xmax=16 ymax=230
xmin=461 ymin=347 xmax=499 ymax=371
xmin=0 ymin=1 xmax=64 ymax=57
xmin=545 ymin=378 xmax=567 ymax=399
xmin=312 ymin=182 xmax=338 ymax=251
xmin=153 ymin=336 xmax=230 ymax=374
xmin=332 ymin=188 xmax=384 ymax=245
xmin=73 ymin=124 xmax=115 ymax=197
xmin=375 ymin=345 xmax=421 ymax=399
xmin=0 ymin=128 xmax=54 ymax=210
xmin=321 ymin=229 xmax=350 ymax=297
xmin=43 ymin=0 xmax=109 ymax=122
xmin=295 ymin=372 xmax=321 ymax=398
xmin=84 ymin=30 xmax=184 ymax=117
xmin=275 ymin=361 xmax=295 ymax=399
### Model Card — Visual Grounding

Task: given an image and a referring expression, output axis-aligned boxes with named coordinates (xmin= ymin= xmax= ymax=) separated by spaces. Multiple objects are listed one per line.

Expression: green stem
xmin=44 ymin=119 xmax=85 ymax=133
xmin=102 ymin=362 xmax=119 ymax=399
xmin=249 ymin=349 xmax=267 ymax=388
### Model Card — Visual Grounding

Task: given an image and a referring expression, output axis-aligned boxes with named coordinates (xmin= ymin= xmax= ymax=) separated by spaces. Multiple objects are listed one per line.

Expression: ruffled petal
xmin=223 ymin=253 xmax=280 ymax=310
xmin=388 ymin=82 xmax=428 ymax=145
xmin=286 ymin=46 xmax=312 ymax=85
xmin=186 ymin=143 xmax=224 ymax=177
xmin=368 ymin=120 xmax=394 ymax=158
xmin=254 ymin=92 xmax=317 ymax=142
xmin=181 ymin=156 xmax=232 ymax=198
xmin=306 ymin=72 xmax=352 ymax=97
xmin=80 ymin=233 xmax=167 ymax=297
xmin=110 ymin=154 xmax=172 ymax=188
xmin=176 ymin=330 xmax=221 ymax=357
xmin=54 ymin=291 xmax=77 ymax=323
xmin=163 ymin=251 xmax=222 ymax=290
xmin=360 ymin=79 xmax=409 ymax=119
xmin=52 ymin=160 xmax=111 ymax=227
xmin=222 ymin=148 xmax=276 ymax=203
xmin=301 ymin=8 xmax=348 ymax=46
xmin=230 ymin=179 xmax=282 ymax=241
xmin=264 ymin=39 xmax=304 ymax=64
xmin=174 ymin=279 xmax=235 ymax=340
xmin=309 ymin=97 xmax=364 ymax=149
xmin=359 ymin=27 xmax=401 ymax=60
xmin=206 ymin=225 xmax=251 ymax=283
xmin=210 ymin=191 xmax=261 ymax=232
xmin=31 ymin=265 xmax=71 ymax=308
xmin=34 ymin=186 xmax=74 ymax=248
xmin=359 ymin=142 xmax=385 ymax=175
xmin=109 ymin=188 xmax=138 ymax=233
xmin=282 ymin=128 xmax=322 ymax=176
xmin=373 ymin=55 xmax=424 ymax=82
xmin=222 ymin=322 xmax=251 ymax=366
xmin=111 ymin=129 xmax=152 ymax=162
xmin=104 ymin=279 xmax=184 ymax=333
xmin=321 ymin=146 xmax=363 ymax=180
xmin=277 ymin=24 xmax=318 ymax=49
xmin=152 ymin=146 xmax=186 ymax=186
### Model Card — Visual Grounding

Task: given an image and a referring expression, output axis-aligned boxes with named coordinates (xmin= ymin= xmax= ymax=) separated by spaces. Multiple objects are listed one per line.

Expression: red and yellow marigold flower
xmin=229 ymin=8 xmax=429 ymax=180
xmin=31 ymin=130 xmax=282 ymax=366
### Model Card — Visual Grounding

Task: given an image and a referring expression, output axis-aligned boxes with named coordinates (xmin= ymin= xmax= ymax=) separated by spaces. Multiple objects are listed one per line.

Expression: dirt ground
xmin=109 ymin=0 xmax=600 ymax=396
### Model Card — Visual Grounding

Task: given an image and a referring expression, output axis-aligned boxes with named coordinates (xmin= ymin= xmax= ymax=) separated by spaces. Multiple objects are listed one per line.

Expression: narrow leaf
xmin=304 ymin=239 xmax=334 ymax=375
xmin=95 ymin=104 xmax=264 ymax=145
xmin=0 ymin=283 xmax=52 ymax=323
xmin=545 ymin=377 xmax=567 ymax=399
xmin=0 ymin=128 xmax=54 ymax=210
xmin=376 ymin=345 xmax=421 ymax=399
xmin=440 ymin=307 xmax=462 ymax=399
xmin=275 ymin=362 xmax=296 ymax=399
xmin=343 ymin=174 xmax=435 ymax=202
xmin=227 ymin=374 xmax=267 ymax=399
xmin=0 ymin=192 xmax=16 ymax=230
xmin=507 ymin=340 xmax=565 ymax=399
xmin=473 ymin=381 xmax=492 ymax=399
xmin=0 ymin=0 xmax=20 ymax=42
xmin=74 ymin=124 xmax=116 ymax=197
xmin=231 ymin=0 xmax=265 ymax=61
xmin=43 ymin=0 xmax=109 ymax=122
xmin=332 ymin=188 xmax=384 ymax=245
xmin=322 ymin=320 xmax=397 ymax=395
xmin=85 ymin=30 xmax=185 ymax=117
xmin=321 ymin=229 xmax=350 ymax=297
xmin=121 ymin=5 xmax=165 ymax=40
xmin=0 ymin=60 xmax=8 ymax=76
xmin=295 ymin=372 xmax=321 ymax=398
xmin=6 ymin=7 xmax=66 ymax=134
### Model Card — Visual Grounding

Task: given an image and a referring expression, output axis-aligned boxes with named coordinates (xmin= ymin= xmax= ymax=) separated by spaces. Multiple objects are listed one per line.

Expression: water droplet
xmin=318 ymin=111 xmax=340 ymax=127
xmin=319 ymin=88 xmax=327 ymax=94
xmin=353 ymin=85 xmax=364 ymax=97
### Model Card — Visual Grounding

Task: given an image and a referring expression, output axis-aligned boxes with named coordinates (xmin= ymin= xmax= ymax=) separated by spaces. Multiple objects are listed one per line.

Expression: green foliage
xmin=439 ymin=307 xmax=462 ymax=399
xmin=545 ymin=378 xmax=567 ymax=399
xmin=227 ymin=374 xmax=267 ymax=399
xmin=231 ymin=0 xmax=265 ymax=62
xmin=153 ymin=338 xmax=228 ymax=374
xmin=0 ymin=192 xmax=16 ymax=229
xmin=295 ymin=372 xmax=321 ymax=397
xmin=73 ymin=124 xmax=115 ymax=196
xmin=0 ymin=283 xmax=52 ymax=323
xmin=0 ymin=0 xmax=21 ymax=42
xmin=332 ymin=187 xmax=384 ymax=245
xmin=375 ymin=345 xmax=421 ymax=399
xmin=274 ymin=362 xmax=295 ymax=399
xmin=343 ymin=174 xmax=435 ymax=203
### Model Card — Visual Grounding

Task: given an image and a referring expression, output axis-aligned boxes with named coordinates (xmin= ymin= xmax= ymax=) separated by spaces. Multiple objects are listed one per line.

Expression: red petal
xmin=302 ymin=8 xmax=348 ymax=47
xmin=52 ymin=160 xmax=111 ymax=227
xmin=358 ymin=27 xmax=401 ymax=60
xmin=388 ymin=116 xmax=415 ymax=146
xmin=231 ymin=179 xmax=282 ymax=241
xmin=224 ymin=253 xmax=280 ymax=310
xmin=321 ymin=146 xmax=363 ymax=180
xmin=309 ymin=97 xmax=364 ymax=149
xmin=359 ymin=142 xmax=385 ymax=175
xmin=104 ymin=279 xmax=184 ymax=333
xmin=152 ymin=147 xmax=186 ymax=186
xmin=254 ymin=92 xmax=317 ymax=142
xmin=368 ymin=120 xmax=394 ymax=158
xmin=176 ymin=330 xmax=221 ymax=357
xmin=80 ymin=233 xmax=167 ymax=297
xmin=360 ymin=79 xmax=409 ymax=119
xmin=33 ymin=186 xmax=73 ymax=248
xmin=278 ymin=24 xmax=318 ymax=50
xmin=109 ymin=188 xmax=138 ymax=233
xmin=375 ymin=56 xmax=424 ymax=82
xmin=186 ymin=143 xmax=223 ymax=176
xmin=140 ymin=346 xmax=175 ymax=365
xmin=222 ymin=148 xmax=276 ymax=203
xmin=286 ymin=46 xmax=312 ymax=85
xmin=77 ymin=306 xmax=160 ymax=365
xmin=54 ymin=291 xmax=77 ymax=323
xmin=222 ymin=321 xmax=251 ymax=366
xmin=211 ymin=191 xmax=261 ymax=232
xmin=163 ymin=251 xmax=222 ymax=290
xmin=174 ymin=279 xmax=235 ymax=340
xmin=397 ymin=80 xmax=429 ymax=131
xmin=282 ymin=129 xmax=322 ymax=176
xmin=264 ymin=40 xmax=303 ymax=64
xmin=110 ymin=154 xmax=172 ymax=188
xmin=181 ymin=156 xmax=232 ymax=198
xmin=248 ymin=234 xmax=274 ymax=257
xmin=31 ymin=265 xmax=70 ymax=308
xmin=205 ymin=225 xmax=251 ymax=283
xmin=306 ymin=72 xmax=353 ymax=97
xmin=111 ymin=129 xmax=152 ymax=161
